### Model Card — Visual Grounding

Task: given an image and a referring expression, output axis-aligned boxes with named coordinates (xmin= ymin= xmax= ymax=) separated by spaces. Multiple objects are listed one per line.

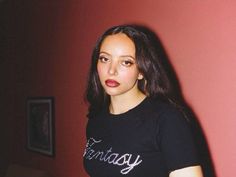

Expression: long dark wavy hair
xmin=85 ymin=24 xmax=179 ymax=118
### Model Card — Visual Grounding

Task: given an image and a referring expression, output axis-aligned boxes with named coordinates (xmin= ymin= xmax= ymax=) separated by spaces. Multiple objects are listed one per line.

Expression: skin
xmin=97 ymin=33 xmax=146 ymax=114
xmin=170 ymin=166 xmax=203 ymax=177
xmin=97 ymin=33 xmax=204 ymax=177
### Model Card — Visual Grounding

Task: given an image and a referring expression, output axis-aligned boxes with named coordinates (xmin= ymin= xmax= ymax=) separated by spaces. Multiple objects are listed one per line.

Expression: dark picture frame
xmin=26 ymin=97 xmax=55 ymax=156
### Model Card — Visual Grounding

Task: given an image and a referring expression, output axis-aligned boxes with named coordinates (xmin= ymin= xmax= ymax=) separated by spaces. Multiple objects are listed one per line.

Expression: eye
xmin=121 ymin=60 xmax=134 ymax=67
xmin=98 ymin=56 xmax=109 ymax=63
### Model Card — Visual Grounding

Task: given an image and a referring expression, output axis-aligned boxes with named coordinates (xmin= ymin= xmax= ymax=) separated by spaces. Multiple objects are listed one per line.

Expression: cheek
xmin=97 ymin=64 xmax=102 ymax=75
xmin=120 ymin=70 xmax=140 ymax=83
xmin=97 ymin=64 xmax=106 ymax=80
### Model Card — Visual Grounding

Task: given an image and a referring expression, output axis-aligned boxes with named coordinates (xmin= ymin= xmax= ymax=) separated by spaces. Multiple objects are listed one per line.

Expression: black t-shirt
xmin=83 ymin=97 xmax=199 ymax=177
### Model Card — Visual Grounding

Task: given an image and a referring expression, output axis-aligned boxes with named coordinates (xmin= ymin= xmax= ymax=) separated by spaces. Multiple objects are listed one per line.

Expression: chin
xmin=104 ymin=89 xmax=123 ymax=97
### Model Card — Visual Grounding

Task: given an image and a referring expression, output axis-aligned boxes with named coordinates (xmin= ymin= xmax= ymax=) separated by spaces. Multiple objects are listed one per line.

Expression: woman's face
xmin=97 ymin=33 xmax=143 ymax=98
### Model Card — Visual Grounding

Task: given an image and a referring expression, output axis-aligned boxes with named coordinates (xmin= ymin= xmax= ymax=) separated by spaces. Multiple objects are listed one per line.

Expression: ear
xmin=138 ymin=73 xmax=144 ymax=80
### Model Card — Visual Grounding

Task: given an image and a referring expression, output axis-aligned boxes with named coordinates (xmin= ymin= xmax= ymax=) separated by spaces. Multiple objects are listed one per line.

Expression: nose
xmin=108 ymin=61 xmax=118 ymax=75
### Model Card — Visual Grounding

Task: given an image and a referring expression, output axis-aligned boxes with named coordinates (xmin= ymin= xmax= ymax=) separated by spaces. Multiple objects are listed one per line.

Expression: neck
xmin=109 ymin=91 xmax=146 ymax=115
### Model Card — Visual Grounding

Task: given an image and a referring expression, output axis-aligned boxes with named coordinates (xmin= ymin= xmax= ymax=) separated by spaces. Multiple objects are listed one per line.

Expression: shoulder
xmin=146 ymin=97 xmax=192 ymax=135
xmin=147 ymin=97 xmax=186 ymax=119
xmin=150 ymin=98 xmax=200 ymax=171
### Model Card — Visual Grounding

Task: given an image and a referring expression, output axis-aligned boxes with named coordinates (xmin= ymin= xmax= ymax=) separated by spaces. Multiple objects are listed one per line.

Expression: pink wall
xmin=1 ymin=0 xmax=235 ymax=177
xmin=75 ymin=1 xmax=236 ymax=175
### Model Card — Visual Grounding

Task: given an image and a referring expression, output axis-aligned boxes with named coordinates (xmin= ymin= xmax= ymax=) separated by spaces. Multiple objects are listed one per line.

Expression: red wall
xmin=1 ymin=0 xmax=235 ymax=177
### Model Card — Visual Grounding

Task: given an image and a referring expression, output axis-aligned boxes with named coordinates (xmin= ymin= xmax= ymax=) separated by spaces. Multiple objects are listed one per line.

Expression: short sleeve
xmin=158 ymin=107 xmax=199 ymax=172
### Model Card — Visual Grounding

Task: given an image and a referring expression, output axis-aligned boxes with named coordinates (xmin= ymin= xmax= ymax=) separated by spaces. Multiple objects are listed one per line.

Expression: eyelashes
xmin=121 ymin=60 xmax=134 ymax=67
xmin=98 ymin=56 xmax=135 ymax=67
xmin=98 ymin=56 xmax=109 ymax=63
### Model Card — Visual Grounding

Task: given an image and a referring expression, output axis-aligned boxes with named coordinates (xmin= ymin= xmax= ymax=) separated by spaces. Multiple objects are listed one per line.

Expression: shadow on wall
xmin=137 ymin=24 xmax=216 ymax=177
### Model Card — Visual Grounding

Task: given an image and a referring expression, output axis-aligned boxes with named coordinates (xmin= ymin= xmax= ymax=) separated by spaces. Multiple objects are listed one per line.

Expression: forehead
xmin=100 ymin=33 xmax=135 ymax=55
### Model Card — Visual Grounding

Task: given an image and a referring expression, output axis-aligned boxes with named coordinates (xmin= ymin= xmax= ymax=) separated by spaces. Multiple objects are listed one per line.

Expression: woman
xmin=83 ymin=25 xmax=203 ymax=177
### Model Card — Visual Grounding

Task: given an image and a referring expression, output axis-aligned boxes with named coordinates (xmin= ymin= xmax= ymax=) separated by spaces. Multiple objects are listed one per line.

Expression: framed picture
xmin=26 ymin=97 xmax=55 ymax=156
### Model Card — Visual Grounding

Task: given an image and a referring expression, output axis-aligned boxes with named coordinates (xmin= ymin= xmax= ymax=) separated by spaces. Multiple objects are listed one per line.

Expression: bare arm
xmin=170 ymin=165 xmax=203 ymax=177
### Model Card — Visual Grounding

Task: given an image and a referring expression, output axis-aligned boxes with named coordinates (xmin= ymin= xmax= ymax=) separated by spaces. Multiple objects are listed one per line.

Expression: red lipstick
xmin=105 ymin=79 xmax=120 ymax=87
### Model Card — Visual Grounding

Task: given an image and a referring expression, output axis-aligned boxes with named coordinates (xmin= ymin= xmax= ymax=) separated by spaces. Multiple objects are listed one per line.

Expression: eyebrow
xmin=99 ymin=51 xmax=135 ymax=60
xmin=99 ymin=51 xmax=111 ymax=56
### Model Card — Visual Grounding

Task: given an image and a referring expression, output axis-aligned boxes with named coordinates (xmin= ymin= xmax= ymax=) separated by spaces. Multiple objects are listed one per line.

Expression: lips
xmin=105 ymin=79 xmax=120 ymax=87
